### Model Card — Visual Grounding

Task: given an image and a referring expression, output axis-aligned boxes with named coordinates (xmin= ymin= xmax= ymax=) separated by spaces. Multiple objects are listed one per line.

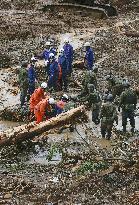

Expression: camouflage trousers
xmin=122 ymin=110 xmax=135 ymax=129
xmin=91 ymin=104 xmax=101 ymax=125
xmin=20 ymin=87 xmax=29 ymax=107
xmin=101 ymin=120 xmax=113 ymax=139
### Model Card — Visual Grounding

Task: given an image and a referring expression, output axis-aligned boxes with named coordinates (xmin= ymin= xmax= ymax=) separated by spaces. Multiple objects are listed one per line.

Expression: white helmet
xmin=46 ymin=41 xmax=51 ymax=46
xmin=62 ymin=94 xmax=69 ymax=100
xmin=49 ymin=53 xmax=55 ymax=59
xmin=64 ymin=38 xmax=69 ymax=43
xmin=60 ymin=48 xmax=64 ymax=53
xmin=84 ymin=42 xmax=90 ymax=47
xmin=48 ymin=98 xmax=55 ymax=105
xmin=31 ymin=56 xmax=38 ymax=61
xmin=41 ymin=82 xmax=47 ymax=89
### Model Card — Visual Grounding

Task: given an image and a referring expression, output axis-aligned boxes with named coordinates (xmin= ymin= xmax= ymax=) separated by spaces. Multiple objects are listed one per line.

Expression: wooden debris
xmin=0 ymin=106 xmax=87 ymax=147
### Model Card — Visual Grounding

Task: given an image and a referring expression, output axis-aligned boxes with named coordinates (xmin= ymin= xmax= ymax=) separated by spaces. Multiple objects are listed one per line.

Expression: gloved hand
xmin=118 ymin=107 xmax=120 ymax=112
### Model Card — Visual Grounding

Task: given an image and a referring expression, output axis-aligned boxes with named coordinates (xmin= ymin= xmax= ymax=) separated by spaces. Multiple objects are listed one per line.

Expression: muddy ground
xmin=0 ymin=1 xmax=139 ymax=205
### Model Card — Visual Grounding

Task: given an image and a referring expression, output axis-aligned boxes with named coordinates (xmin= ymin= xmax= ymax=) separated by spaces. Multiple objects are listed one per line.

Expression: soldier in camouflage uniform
xmin=18 ymin=62 xmax=29 ymax=107
xmin=118 ymin=82 xmax=137 ymax=133
xmin=79 ymin=70 xmax=97 ymax=98
xmin=100 ymin=94 xmax=118 ymax=140
xmin=106 ymin=73 xmax=126 ymax=99
xmin=84 ymin=84 xmax=101 ymax=124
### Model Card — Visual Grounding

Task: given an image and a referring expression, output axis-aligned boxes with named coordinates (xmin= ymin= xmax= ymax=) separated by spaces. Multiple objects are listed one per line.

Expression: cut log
xmin=0 ymin=106 xmax=87 ymax=147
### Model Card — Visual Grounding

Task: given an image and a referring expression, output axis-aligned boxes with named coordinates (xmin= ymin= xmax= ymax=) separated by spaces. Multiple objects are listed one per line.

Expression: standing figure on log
xmin=34 ymin=97 xmax=55 ymax=124
xmin=100 ymin=94 xmax=118 ymax=140
xmin=29 ymin=82 xmax=48 ymax=119
xmin=58 ymin=48 xmax=68 ymax=91
xmin=118 ymin=82 xmax=137 ymax=133
xmin=84 ymin=42 xmax=94 ymax=70
xmin=18 ymin=61 xmax=29 ymax=107
xmin=27 ymin=57 xmax=38 ymax=96
xmin=48 ymin=53 xmax=59 ymax=91
xmin=63 ymin=38 xmax=73 ymax=75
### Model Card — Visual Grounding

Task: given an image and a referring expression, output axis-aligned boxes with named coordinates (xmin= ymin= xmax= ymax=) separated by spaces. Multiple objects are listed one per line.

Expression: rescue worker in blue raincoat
xmin=84 ymin=42 xmax=94 ymax=70
xmin=48 ymin=53 xmax=59 ymax=91
xmin=28 ymin=57 xmax=38 ymax=96
xmin=42 ymin=41 xmax=51 ymax=76
xmin=58 ymin=48 xmax=68 ymax=91
xmin=50 ymin=40 xmax=57 ymax=56
xmin=42 ymin=41 xmax=51 ymax=61
xmin=63 ymin=38 xmax=73 ymax=75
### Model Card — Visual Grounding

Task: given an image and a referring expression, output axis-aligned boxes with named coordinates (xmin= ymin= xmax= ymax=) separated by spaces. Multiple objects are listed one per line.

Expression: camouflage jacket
xmin=87 ymin=91 xmax=101 ymax=109
xmin=82 ymin=71 xmax=97 ymax=88
xmin=18 ymin=67 xmax=29 ymax=89
xmin=119 ymin=88 xmax=137 ymax=111
xmin=100 ymin=102 xmax=118 ymax=124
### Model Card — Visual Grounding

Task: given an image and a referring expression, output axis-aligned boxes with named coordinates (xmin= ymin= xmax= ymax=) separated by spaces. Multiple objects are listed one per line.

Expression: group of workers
xmin=18 ymin=38 xmax=138 ymax=139
xmin=80 ymin=69 xmax=138 ymax=139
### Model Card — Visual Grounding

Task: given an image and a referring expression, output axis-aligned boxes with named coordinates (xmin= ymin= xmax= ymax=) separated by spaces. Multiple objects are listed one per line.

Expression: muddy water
xmin=0 ymin=120 xmax=22 ymax=131
xmin=0 ymin=69 xmax=19 ymax=111
xmin=27 ymin=148 xmax=62 ymax=165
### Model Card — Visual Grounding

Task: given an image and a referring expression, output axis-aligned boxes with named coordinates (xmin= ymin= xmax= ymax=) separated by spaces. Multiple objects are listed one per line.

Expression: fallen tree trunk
xmin=0 ymin=106 xmax=87 ymax=147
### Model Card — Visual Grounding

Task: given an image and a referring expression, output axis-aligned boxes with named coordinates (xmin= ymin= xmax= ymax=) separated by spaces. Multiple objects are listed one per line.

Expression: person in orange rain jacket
xmin=29 ymin=82 xmax=47 ymax=116
xmin=34 ymin=97 xmax=55 ymax=124
xmin=56 ymin=94 xmax=69 ymax=115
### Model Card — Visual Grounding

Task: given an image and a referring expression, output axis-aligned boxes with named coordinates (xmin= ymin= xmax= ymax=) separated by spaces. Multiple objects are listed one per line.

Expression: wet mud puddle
xmin=27 ymin=145 xmax=62 ymax=165
xmin=0 ymin=120 xmax=22 ymax=131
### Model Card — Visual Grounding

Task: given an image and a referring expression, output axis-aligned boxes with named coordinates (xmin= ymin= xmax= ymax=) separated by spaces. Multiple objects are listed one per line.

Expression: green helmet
xmin=87 ymin=84 xmax=95 ymax=91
